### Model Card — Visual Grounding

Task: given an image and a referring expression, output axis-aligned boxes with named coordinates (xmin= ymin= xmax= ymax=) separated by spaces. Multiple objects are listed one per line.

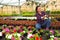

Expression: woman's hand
xmin=41 ymin=15 xmax=48 ymax=20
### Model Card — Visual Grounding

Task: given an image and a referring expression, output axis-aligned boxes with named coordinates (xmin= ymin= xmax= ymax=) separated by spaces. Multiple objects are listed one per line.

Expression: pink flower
xmin=50 ymin=30 xmax=54 ymax=34
xmin=30 ymin=36 xmax=33 ymax=38
xmin=11 ymin=35 xmax=15 ymax=40
xmin=5 ymin=28 xmax=10 ymax=32
xmin=54 ymin=37 xmax=58 ymax=40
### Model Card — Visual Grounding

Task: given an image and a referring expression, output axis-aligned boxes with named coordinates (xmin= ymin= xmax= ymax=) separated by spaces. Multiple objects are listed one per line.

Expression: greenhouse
xmin=0 ymin=0 xmax=60 ymax=40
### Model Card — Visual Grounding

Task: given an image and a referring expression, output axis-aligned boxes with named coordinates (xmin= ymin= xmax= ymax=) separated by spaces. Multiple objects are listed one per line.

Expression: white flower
xmin=27 ymin=34 xmax=33 ymax=39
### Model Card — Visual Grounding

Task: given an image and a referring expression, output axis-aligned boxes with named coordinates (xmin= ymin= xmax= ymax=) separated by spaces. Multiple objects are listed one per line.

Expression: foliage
xmin=51 ymin=11 xmax=60 ymax=14
xmin=22 ymin=12 xmax=35 ymax=17
xmin=0 ymin=11 xmax=60 ymax=17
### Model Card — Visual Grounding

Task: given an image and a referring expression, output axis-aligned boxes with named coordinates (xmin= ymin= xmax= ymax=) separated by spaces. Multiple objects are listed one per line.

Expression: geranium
xmin=35 ymin=36 xmax=39 ymax=40
xmin=54 ymin=37 xmax=58 ymax=40
xmin=49 ymin=35 xmax=54 ymax=40
xmin=50 ymin=30 xmax=54 ymax=34
xmin=27 ymin=34 xmax=33 ymax=39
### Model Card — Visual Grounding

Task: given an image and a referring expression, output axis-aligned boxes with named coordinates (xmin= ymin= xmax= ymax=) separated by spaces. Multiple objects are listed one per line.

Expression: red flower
xmin=35 ymin=37 xmax=39 ymax=40
xmin=30 ymin=36 xmax=33 ymax=38
xmin=13 ymin=28 xmax=16 ymax=32
xmin=19 ymin=25 xmax=23 ymax=28
xmin=40 ymin=37 xmax=42 ymax=40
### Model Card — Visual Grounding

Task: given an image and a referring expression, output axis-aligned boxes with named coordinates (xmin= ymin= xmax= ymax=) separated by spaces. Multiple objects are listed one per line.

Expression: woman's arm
xmin=41 ymin=11 xmax=49 ymax=19
xmin=42 ymin=15 xmax=49 ymax=20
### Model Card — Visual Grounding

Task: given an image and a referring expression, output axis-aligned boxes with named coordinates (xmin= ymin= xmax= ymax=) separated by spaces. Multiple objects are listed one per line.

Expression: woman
xmin=35 ymin=6 xmax=51 ymax=30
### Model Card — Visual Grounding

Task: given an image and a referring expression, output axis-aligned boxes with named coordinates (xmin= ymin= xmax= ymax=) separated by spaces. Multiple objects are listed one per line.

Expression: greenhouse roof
xmin=0 ymin=0 xmax=48 ymax=7
xmin=0 ymin=0 xmax=26 ymax=7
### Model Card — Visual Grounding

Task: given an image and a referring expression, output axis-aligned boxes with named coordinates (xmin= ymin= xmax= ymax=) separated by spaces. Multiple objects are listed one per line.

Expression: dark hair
xmin=36 ymin=6 xmax=40 ymax=13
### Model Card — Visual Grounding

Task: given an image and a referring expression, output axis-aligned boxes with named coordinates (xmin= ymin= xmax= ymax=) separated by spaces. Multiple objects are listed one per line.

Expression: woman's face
xmin=37 ymin=7 xmax=41 ymax=12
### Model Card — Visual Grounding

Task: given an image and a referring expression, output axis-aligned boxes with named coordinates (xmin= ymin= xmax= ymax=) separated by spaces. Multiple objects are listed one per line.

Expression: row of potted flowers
xmin=1 ymin=25 xmax=60 ymax=40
